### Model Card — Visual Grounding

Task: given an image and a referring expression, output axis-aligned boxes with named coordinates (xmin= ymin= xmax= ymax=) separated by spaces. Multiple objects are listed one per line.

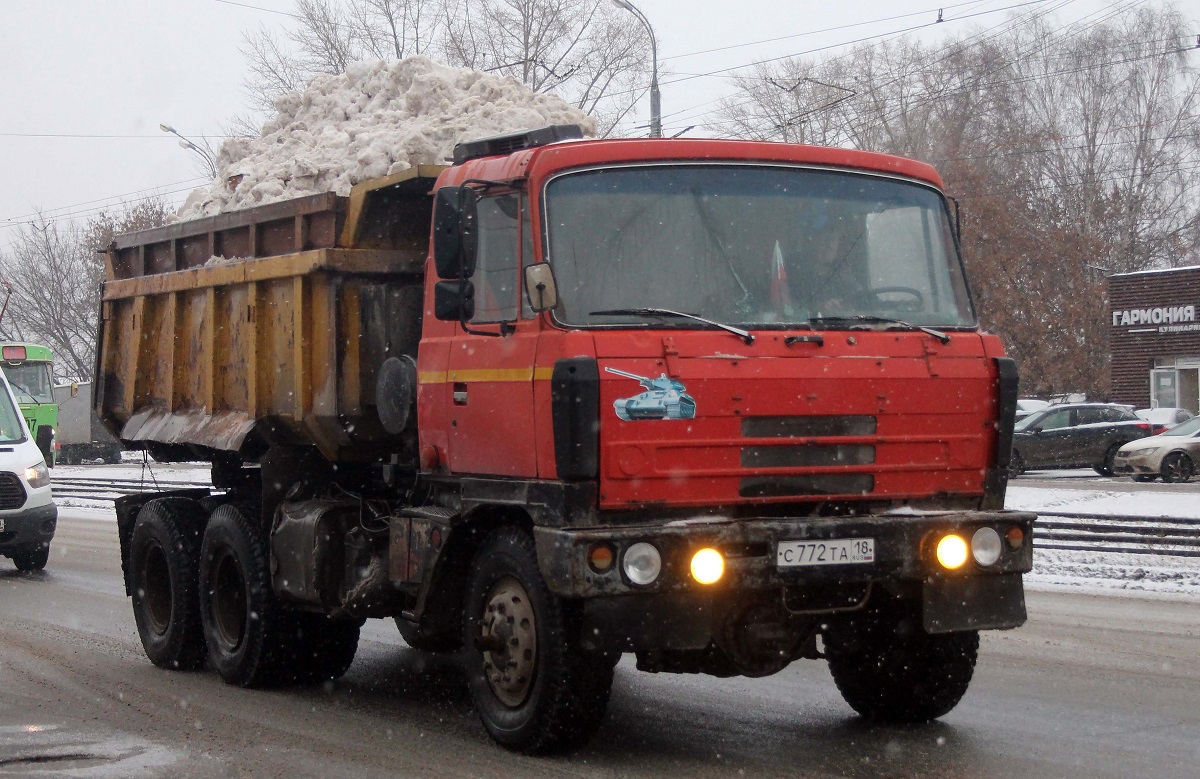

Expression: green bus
xmin=0 ymin=343 xmax=58 ymax=466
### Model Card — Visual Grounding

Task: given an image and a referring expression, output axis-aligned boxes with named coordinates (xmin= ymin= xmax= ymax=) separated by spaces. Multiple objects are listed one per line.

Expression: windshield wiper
xmin=809 ymin=315 xmax=951 ymax=344
xmin=590 ymin=308 xmax=755 ymax=345
xmin=12 ymin=383 xmax=42 ymax=405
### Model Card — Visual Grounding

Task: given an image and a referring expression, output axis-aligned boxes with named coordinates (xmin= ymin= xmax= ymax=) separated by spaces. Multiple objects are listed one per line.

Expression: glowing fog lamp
xmin=622 ymin=542 xmax=662 ymax=586
xmin=935 ymin=534 xmax=969 ymax=570
xmin=971 ymin=527 xmax=1003 ymax=567
xmin=689 ymin=548 xmax=725 ymax=585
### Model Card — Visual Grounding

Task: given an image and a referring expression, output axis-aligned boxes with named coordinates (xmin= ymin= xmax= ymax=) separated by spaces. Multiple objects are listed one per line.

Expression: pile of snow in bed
xmin=177 ymin=56 xmax=595 ymax=218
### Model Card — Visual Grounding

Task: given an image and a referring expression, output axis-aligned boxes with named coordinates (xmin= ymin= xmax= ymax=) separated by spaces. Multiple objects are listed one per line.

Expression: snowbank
xmin=178 ymin=56 xmax=596 ymax=218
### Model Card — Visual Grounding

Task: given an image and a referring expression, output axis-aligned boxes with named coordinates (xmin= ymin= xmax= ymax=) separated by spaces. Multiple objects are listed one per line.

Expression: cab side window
xmin=1038 ymin=409 xmax=1071 ymax=430
xmin=471 ymin=194 xmax=520 ymax=323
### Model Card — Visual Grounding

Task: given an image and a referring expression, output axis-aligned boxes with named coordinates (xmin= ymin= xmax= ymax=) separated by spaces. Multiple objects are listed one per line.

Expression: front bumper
xmin=0 ymin=502 xmax=58 ymax=554
xmin=1113 ymin=450 xmax=1164 ymax=475
xmin=534 ymin=510 xmax=1035 ymax=647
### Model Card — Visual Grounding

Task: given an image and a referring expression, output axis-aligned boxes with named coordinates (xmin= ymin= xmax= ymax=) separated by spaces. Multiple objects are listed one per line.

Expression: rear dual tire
xmin=129 ymin=498 xmax=209 ymax=670
xmin=198 ymin=505 xmax=359 ymax=687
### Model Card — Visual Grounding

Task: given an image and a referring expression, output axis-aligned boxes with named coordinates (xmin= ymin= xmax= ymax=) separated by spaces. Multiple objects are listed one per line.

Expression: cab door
xmin=444 ymin=192 xmax=540 ymax=477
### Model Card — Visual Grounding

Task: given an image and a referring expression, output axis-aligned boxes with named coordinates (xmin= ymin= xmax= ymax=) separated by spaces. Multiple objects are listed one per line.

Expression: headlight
xmin=1127 ymin=448 xmax=1158 ymax=457
xmin=622 ymin=542 xmax=662 ymax=586
xmin=23 ymin=461 xmax=50 ymax=488
xmin=971 ymin=527 xmax=1003 ymax=566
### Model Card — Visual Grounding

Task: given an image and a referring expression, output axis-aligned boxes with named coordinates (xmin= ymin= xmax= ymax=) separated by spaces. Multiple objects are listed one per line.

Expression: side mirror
xmin=434 ymin=280 xmax=475 ymax=321
xmin=433 ymin=186 xmax=478 ymax=279
xmin=524 ymin=263 xmax=558 ymax=312
xmin=70 ymin=382 xmax=79 ymax=399
xmin=1031 ymin=426 xmax=1043 ymax=434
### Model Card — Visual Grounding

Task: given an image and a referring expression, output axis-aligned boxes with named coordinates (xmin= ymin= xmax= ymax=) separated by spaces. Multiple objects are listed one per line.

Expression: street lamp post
xmin=159 ymin=123 xmax=218 ymax=179
xmin=611 ymin=0 xmax=661 ymax=138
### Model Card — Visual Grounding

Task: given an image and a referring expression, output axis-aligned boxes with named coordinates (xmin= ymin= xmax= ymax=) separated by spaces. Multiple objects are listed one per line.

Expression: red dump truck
xmin=98 ymin=125 xmax=1034 ymax=754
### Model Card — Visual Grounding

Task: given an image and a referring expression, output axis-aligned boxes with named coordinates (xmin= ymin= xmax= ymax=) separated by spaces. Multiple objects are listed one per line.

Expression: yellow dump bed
xmin=96 ymin=165 xmax=446 ymax=463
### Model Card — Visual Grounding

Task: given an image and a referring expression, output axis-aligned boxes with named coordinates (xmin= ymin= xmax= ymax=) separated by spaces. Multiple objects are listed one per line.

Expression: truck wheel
xmin=199 ymin=505 xmax=289 ymax=687
xmin=129 ymin=498 xmax=208 ymax=670
xmin=287 ymin=614 xmax=361 ymax=684
xmin=463 ymin=526 xmax=613 ymax=754
xmin=12 ymin=546 xmax=50 ymax=572
xmin=826 ymin=603 xmax=978 ymax=723
xmin=1094 ymin=445 xmax=1120 ymax=477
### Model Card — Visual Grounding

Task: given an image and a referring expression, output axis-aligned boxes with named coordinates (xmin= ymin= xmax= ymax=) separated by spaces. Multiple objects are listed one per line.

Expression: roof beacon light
xmin=452 ymin=124 xmax=585 ymax=164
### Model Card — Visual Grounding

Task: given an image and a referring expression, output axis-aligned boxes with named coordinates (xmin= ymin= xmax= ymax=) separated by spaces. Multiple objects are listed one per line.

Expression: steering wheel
xmin=867 ymin=286 xmax=925 ymax=312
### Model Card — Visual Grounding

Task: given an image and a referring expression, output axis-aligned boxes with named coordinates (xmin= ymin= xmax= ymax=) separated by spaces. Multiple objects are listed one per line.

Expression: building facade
xmin=1109 ymin=266 xmax=1200 ymax=412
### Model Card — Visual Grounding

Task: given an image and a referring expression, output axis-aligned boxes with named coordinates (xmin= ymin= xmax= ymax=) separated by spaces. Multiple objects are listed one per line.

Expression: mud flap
xmin=923 ymin=573 xmax=1026 ymax=633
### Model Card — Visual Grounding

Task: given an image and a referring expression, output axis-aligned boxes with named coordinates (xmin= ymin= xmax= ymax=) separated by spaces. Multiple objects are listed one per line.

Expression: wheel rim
xmin=1163 ymin=454 xmax=1190 ymax=482
xmin=479 ymin=575 xmax=537 ymax=708
xmin=140 ymin=538 xmax=172 ymax=635
xmin=211 ymin=548 xmax=247 ymax=652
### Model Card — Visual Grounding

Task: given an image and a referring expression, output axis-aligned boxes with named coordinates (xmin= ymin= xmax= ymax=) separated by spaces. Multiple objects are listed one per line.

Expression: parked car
xmin=1016 ymin=398 xmax=1051 ymax=420
xmin=1010 ymin=403 xmax=1154 ymax=476
xmin=1113 ymin=416 xmax=1200 ymax=483
xmin=1134 ymin=407 xmax=1195 ymax=435
xmin=0 ymin=369 xmax=57 ymax=571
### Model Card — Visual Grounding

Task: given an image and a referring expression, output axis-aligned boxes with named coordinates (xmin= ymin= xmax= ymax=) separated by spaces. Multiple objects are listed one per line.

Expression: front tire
xmin=129 ymin=498 xmax=208 ymax=670
xmin=12 ymin=546 xmax=50 ymax=572
xmin=198 ymin=505 xmax=289 ymax=688
xmin=463 ymin=527 xmax=613 ymax=755
xmin=1161 ymin=452 xmax=1194 ymax=483
xmin=826 ymin=600 xmax=978 ymax=723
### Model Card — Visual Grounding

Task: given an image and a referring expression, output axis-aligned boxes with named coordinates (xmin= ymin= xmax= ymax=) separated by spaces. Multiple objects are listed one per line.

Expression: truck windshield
xmin=0 ymin=381 xmax=26 ymax=443
xmin=544 ymin=164 xmax=975 ymax=329
xmin=2 ymin=362 xmax=53 ymax=404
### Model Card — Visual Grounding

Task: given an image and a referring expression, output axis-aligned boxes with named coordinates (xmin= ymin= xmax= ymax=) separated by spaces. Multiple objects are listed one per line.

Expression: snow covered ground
xmin=51 ymin=460 xmax=1200 ymax=599
xmin=1007 ymin=471 xmax=1200 ymax=599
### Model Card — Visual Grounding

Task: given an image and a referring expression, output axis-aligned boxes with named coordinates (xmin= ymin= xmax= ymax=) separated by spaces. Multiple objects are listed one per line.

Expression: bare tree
xmin=240 ymin=0 xmax=652 ymax=136
xmin=713 ymin=4 xmax=1200 ymax=397
xmin=0 ymin=200 xmax=169 ymax=382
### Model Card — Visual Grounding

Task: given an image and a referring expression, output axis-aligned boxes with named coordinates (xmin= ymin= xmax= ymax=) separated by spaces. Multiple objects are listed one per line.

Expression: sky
xmin=1 ymin=0 xmax=1195 ymax=253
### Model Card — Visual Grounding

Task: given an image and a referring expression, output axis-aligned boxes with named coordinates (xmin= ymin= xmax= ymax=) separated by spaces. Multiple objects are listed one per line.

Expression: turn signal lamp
xmin=935 ymin=534 xmax=969 ymax=570
xmin=1006 ymin=526 xmax=1025 ymax=550
xmin=690 ymin=548 xmax=725 ymax=585
xmin=588 ymin=544 xmax=615 ymax=573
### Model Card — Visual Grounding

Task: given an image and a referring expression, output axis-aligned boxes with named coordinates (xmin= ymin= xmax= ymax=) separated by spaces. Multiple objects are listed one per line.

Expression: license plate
xmin=777 ymin=538 xmax=875 ymax=567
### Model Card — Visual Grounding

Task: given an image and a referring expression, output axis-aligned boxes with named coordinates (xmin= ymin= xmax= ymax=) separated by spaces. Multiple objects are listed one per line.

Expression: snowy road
xmin=2 ymin=510 xmax=1199 ymax=778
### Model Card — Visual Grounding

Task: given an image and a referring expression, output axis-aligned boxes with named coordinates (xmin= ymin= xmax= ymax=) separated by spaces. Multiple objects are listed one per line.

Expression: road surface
xmin=2 ymin=510 xmax=1198 ymax=778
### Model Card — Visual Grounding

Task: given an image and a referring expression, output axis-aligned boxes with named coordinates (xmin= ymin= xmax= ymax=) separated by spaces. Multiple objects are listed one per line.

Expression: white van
xmin=0 ymin=368 xmax=56 ymax=571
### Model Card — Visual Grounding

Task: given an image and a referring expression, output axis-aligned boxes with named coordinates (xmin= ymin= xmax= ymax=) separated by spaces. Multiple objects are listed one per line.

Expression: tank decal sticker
xmin=605 ymin=367 xmax=697 ymax=421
